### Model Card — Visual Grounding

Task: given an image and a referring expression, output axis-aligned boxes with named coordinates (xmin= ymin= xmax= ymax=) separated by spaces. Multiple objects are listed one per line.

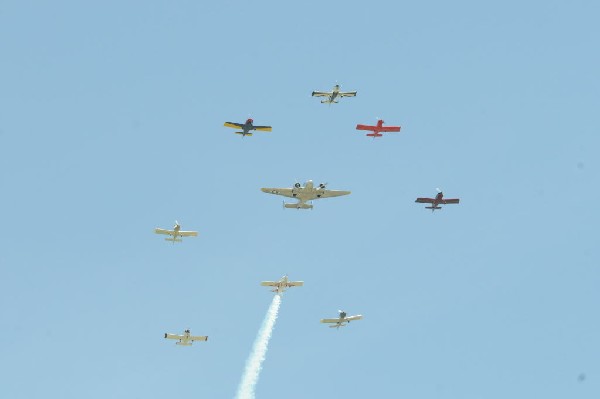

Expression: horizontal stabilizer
xmin=330 ymin=324 xmax=345 ymax=328
xmin=234 ymin=132 xmax=252 ymax=136
xmin=284 ymin=202 xmax=313 ymax=209
xmin=176 ymin=342 xmax=192 ymax=346
xmin=425 ymin=206 xmax=442 ymax=210
xmin=165 ymin=238 xmax=183 ymax=242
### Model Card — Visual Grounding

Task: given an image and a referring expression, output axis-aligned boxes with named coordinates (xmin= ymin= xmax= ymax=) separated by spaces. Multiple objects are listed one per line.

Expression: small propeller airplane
xmin=261 ymin=180 xmax=351 ymax=209
xmin=260 ymin=275 xmax=304 ymax=294
xmin=311 ymin=84 xmax=357 ymax=104
xmin=356 ymin=119 xmax=401 ymax=138
xmin=223 ymin=118 xmax=272 ymax=137
xmin=154 ymin=221 xmax=198 ymax=243
xmin=164 ymin=329 xmax=208 ymax=346
xmin=415 ymin=189 xmax=460 ymax=212
xmin=320 ymin=310 xmax=363 ymax=329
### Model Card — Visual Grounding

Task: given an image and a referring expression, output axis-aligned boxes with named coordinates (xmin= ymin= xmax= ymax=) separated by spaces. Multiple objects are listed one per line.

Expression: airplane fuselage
xmin=290 ymin=180 xmax=327 ymax=203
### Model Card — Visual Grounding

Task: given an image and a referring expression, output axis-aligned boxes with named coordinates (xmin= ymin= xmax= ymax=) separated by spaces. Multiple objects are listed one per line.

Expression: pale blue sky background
xmin=1 ymin=1 xmax=598 ymax=398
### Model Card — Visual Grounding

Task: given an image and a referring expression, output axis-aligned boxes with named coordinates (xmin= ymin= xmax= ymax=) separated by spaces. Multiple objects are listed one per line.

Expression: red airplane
xmin=355 ymin=119 xmax=401 ymax=138
xmin=415 ymin=189 xmax=460 ymax=212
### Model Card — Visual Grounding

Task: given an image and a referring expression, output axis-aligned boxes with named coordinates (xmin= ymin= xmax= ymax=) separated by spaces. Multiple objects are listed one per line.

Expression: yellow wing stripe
xmin=224 ymin=122 xmax=242 ymax=129
xmin=255 ymin=126 xmax=272 ymax=132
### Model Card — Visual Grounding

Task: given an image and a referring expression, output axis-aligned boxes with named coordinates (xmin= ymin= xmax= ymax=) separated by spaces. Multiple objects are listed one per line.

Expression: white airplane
xmin=260 ymin=275 xmax=304 ymax=294
xmin=312 ymin=84 xmax=357 ymax=104
xmin=320 ymin=310 xmax=363 ymax=329
xmin=164 ymin=329 xmax=208 ymax=346
xmin=154 ymin=221 xmax=198 ymax=243
xmin=261 ymin=180 xmax=351 ymax=209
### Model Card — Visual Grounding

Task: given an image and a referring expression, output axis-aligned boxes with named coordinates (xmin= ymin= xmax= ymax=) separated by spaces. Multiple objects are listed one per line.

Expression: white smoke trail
xmin=235 ymin=294 xmax=282 ymax=399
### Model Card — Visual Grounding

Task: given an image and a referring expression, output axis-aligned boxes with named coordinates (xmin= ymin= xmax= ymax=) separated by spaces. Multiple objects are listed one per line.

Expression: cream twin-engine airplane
xmin=261 ymin=180 xmax=351 ymax=209
xmin=320 ymin=310 xmax=363 ymax=329
xmin=164 ymin=329 xmax=208 ymax=346
xmin=261 ymin=275 xmax=304 ymax=294
xmin=154 ymin=221 xmax=198 ymax=243
xmin=312 ymin=84 xmax=357 ymax=104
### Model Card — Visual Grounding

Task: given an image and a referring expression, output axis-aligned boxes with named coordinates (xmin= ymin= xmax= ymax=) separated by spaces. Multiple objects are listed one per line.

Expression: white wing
xmin=165 ymin=333 xmax=183 ymax=340
xmin=260 ymin=281 xmax=278 ymax=287
xmin=317 ymin=189 xmax=351 ymax=199
xmin=311 ymin=91 xmax=332 ymax=97
xmin=261 ymin=187 xmax=295 ymax=199
xmin=345 ymin=315 xmax=363 ymax=322
xmin=155 ymin=228 xmax=175 ymax=236
xmin=339 ymin=91 xmax=357 ymax=97
xmin=286 ymin=281 xmax=304 ymax=287
xmin=190 ymin=335 xmax=208 ymax=342
xmin=320 ymin=318 xmax=341 ymax=324
xmin=178 ymin=230 xmax=198 ymax=237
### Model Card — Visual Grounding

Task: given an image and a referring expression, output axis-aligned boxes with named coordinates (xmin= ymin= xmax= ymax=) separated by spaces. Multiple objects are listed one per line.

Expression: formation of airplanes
xmin=158 ymin=82 xmax=461 ymax=348
xmin=165 ymin=276 xmax=362 ymax=348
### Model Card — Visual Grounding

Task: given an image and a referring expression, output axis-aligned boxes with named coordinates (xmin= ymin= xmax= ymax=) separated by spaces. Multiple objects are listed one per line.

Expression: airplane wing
xmin=356 ymin=124 xmax=376 ymax=131
xmin=287 ymin=281 xmax=304 ymax=287
xmin=260 ymin=281 xmax=278 ymax=287
xmin=415 ymin=198 xmax=435 ymax=204
xmin=339 ymin=91 xmax=357 ymax=97
xmin=379 ymin=126 xmax=401 ymax=132
xmin=442 ymin=199 xmax=460 ymax=204
xmin=345 ymin=315 xmax=363 ymax=322
xmin=178 ymin=230 xmax=198 ymax=237
xmin=155 ymin=228 xmax=174 ymax=236
xmin=165 ymin=333 xmax=183 ymax=340
xmin=320 ymin=318 xmax=341 ymax=324
xmin=311 ymin=91 xmax=331 ymax=97
xmin=253 ymin=126 xmax=272 ymax=132
xmin=318 ymin=189 xmax=351 ymax=199
xmin=261 ymin=187 xmax=295 ymax=199
xmin=190 ymin=335 xmax=208 ymax=342
xmin=224 ymin=122 xmax=244 ymax=129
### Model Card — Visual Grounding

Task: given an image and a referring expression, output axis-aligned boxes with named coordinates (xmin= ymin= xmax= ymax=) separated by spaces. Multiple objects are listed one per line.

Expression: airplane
xmin=154 ymin=221 xmax=198 ymax=243
xmin=415 ymin=189 xmax=460 ymax=212
xmin=311 ymin=84 xmax=357 ymax=104
xmin=320 ymin=310 xmax=363 ymax=329
xmin=261 ymin=180 xmax=351 ymax=209
xmin=260 ymin=275 xmax=304 ymax=294
xmin=223 ymin=118 xmax=272 ymax=137
xmin=356 ymin=119 xmax=401 ymax=138
xmin=164 ymin=329 xmax=208 ymax=346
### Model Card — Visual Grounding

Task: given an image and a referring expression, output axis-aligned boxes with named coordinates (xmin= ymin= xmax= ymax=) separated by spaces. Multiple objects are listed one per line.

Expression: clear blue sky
xmin=1 ymin=1 xmax=598 ymax=398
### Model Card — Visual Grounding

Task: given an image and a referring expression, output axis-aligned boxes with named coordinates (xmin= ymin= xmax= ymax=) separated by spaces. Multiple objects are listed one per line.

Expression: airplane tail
xmin=425 ymin=206 xmax=442 ymax=212
xmin=330 ymin=324 xmax=346 ymax=328
xmin=366 ymin=133 xmax=382 ymax=138
xmin=235 ymin=132 xmax=252 ymax=136
xmin=176 ymin=342 xmax=192 ymax=346
xmin=284 ymin=202 xmax=313 ymax=210
xmin=165 ymin=238 xmax=183 ymax=243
